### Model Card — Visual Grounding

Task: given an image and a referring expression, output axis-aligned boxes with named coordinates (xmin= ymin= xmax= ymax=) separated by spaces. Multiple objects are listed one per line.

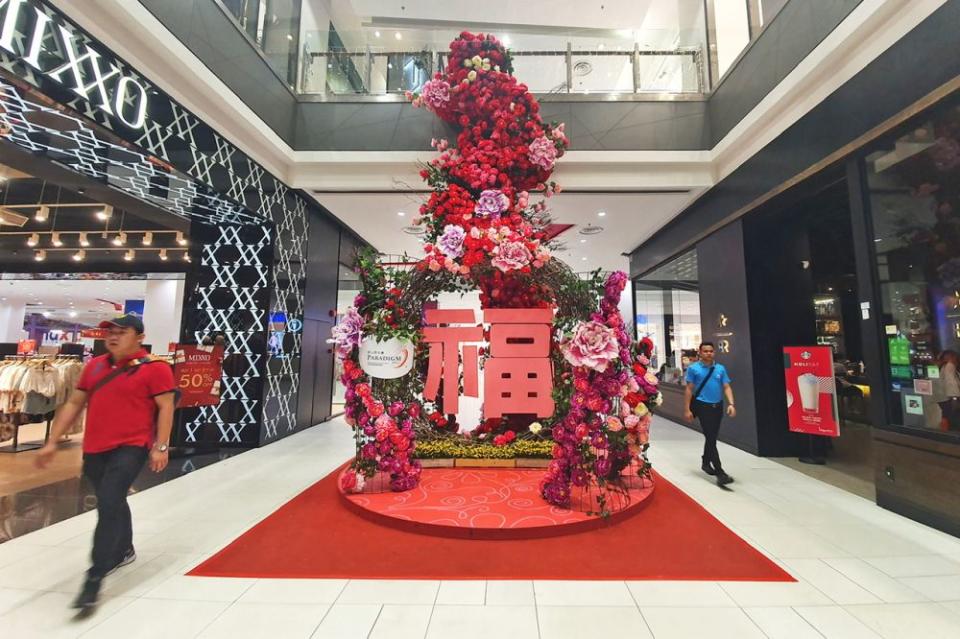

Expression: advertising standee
xmin=173 ymin=345 xmax=224 ymax=408
xmin=783 ymin=346 xmax=840 ymax=437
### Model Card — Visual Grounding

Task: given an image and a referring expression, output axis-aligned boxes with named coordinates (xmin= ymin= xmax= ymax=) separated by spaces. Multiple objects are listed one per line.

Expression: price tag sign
xmin=173 ymin=345 xmax=224 ymax=408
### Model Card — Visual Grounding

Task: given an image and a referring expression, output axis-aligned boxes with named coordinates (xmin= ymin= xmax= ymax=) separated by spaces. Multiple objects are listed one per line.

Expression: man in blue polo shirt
xmin=684 ymin=342 xmax=736 ymax=486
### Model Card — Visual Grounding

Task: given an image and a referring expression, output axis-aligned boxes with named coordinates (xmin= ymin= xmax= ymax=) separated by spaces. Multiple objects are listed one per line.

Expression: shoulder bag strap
xmin=691 ymin=365 xmax=716 ymax=405
xmin=85 ymin=357 xmax=151 ymax=400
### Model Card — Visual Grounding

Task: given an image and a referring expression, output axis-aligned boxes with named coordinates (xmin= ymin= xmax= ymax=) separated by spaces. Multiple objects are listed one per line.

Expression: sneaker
xmin=701 ymin=458 xmax=717 ymax=476
xmin=716 ymin=472 xmax=735 ymax=487
xmin=72 ymin=577 xmax=101 ymax=609
xmin=106 ymin=548 xmax=136 ymax=576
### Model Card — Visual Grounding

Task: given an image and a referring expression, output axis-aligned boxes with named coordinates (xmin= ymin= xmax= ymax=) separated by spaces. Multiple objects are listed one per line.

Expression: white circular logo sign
xmin=359 ymin=338 xmax=414 ymax=379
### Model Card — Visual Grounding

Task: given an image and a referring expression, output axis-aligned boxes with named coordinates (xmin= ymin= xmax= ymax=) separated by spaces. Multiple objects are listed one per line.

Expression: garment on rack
xmin=0 ymin=357 xmax=86 ymax=440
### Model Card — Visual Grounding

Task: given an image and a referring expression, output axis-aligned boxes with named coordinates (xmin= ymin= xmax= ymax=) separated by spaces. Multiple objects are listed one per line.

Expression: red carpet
xmin=339 ymin=466 xmax=655 ymax=539
xmin=190 ymin=467 xmax=794 ymax=581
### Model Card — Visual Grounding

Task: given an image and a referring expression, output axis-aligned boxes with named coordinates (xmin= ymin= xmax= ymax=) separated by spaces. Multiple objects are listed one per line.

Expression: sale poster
xmin=783 ymin=346 xmax=840 ymax=437
xmin=173 ymin=344 xmax=224 ymax=408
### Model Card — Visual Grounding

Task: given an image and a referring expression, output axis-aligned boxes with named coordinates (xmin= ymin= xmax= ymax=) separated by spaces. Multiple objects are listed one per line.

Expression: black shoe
xmin=72 ymin=577 xmax=101 ymax=609
xmin=106 ymin=548 xmax=136 ymax=576
xmin=701 ymin=457 xmax=717 ymax=476
xmin=716 ymin=472 xmax=735 ymax=487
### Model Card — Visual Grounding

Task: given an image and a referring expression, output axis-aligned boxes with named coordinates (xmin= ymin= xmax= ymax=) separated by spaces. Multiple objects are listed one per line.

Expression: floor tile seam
xmin=716 ymin=579 xmax=836 ymax=609
xmin=624 ymin=576 xmax=657 ymax=638
xmin=780 ymin=606 xmax=829 ymax=639
xmin=788 ymin=558 xmax=885 ymax=605
xmin=189 ymin=598 xmax=235 ymax=639
xmin=73 ymin=592 xmax=141 ymax=638
xmin=819 ymin=557 xmax=932 ymax=604
xmin=739 ymin=604 xmax=775 ymax=639
xmin=422 ymin=579 xmax=442 ymax=639
xmin=364 ymin=603 xmax=385 ymax=639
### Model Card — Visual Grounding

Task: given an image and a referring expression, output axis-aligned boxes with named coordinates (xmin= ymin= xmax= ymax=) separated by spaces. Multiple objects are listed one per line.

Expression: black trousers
xmin=82 ymin=445 xmax=148 ymax=579
xmin=694 ymin=401 xmax=724 ymax=472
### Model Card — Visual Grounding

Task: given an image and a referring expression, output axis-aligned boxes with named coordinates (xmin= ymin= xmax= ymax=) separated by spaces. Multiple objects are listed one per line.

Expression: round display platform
xmin=339 ymin=466 xmax=655 ymax=540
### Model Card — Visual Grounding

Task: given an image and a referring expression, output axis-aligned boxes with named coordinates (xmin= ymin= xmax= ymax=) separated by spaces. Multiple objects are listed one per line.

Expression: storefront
xmin=630 ymin=84 xmax=960 ymax=533
xmin=0 ymin=0 xmax=363 ymax=486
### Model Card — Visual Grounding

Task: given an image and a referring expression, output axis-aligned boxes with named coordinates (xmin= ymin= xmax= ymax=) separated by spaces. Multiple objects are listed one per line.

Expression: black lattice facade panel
xmin=0 ymin=0 xmax=311 ymax=445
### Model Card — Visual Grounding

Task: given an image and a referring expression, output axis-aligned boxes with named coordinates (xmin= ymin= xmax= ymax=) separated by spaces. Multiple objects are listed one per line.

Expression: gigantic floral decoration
xmin=333 ymin=33 xmax=660 ymax=516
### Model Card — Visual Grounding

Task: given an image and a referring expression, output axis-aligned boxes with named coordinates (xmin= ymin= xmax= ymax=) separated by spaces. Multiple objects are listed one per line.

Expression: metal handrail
xmin=301 ymin=46 xmax=704 ymax=97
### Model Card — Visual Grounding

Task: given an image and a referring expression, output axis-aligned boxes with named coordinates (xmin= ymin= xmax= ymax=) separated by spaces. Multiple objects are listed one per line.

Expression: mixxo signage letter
xmin=0 ymin=0 xmax=150 ymax=129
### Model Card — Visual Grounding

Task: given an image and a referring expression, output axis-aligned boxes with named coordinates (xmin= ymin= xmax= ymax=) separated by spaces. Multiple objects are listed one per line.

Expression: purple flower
xmin=437 ymin=224 xmax=466 ymax=258
xmin=420 ymin=79 xmax=451 ymax=110
xmin=528 ymin=136 xmax=558 ymax=171
xmin=331 ymin=306 xmax=364 ymax=358
xmin=474 ymin=189 xmax=509 ymax=218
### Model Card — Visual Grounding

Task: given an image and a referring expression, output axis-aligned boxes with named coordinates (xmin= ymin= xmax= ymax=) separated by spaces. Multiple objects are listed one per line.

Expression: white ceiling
xmin=312 ymin=190 xmax=702 ymax=273
xmin=0 ymin=278 xmax=155 ymax=325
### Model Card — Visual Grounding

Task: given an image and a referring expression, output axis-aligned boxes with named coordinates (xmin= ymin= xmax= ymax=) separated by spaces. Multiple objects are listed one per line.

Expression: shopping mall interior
xmin=1 ymin=0 xmax=960 ymax=636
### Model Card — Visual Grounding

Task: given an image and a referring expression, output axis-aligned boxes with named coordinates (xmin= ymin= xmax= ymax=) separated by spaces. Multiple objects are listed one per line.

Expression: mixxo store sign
xmin=0 ymin=0 xmax=150 ymax=129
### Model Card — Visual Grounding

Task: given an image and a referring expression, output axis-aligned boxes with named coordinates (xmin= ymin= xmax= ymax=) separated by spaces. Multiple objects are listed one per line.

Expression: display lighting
xmin=159 ymin=248 xmax=168 ymax=261
xmin=112 ymin=231 xmax=127 ymax=246
xmin=79 ymin=232 xmax=90 ymax=246
xmin=96 ymin=205 xmax=113 ymax=221
xmin=142 ymin=231 xmax=153 ymax=246
xmin=72 ymin=249 xmax=85 ymax=262
xmin=34 ymin=249 xmax=45 ymax=261
xmin=123 ymin=249 xmax=134 ymax=261
xmin=26 ymin=232 xmax=39 ymax=247
xmin=34 ymin=205 xmax=49 ymax=222
xmin=51 ymin=232 xmax=63 ymax=247
xmin=176 ymin=231 xmax=187 ymax=246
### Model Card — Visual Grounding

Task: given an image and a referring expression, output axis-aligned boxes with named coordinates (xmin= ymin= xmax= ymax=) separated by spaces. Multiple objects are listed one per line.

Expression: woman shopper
xmin=35 ymin=314 xmax=176 ymax=610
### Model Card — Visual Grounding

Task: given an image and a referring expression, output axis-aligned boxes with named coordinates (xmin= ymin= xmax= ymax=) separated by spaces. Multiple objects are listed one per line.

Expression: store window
xmin=634 ymin=249 xmax=702 ymax=386
xmin=865 ymin=100 xmax=960 ymax=435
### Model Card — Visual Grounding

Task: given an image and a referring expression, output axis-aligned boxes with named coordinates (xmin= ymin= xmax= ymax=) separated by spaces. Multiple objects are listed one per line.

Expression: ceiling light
xmin=34 ymin=205 xmax=49 ymax=222
xmin=72 ymin=249 xmax=85 ymax=262
xmin=42 ymin=311 xmax=51 ymax=317
xmin=502 ymin=35 xmax=511 ymax=46
xmin=34 ymin=249 xmax=45 ymax=261
xmin=598 ymin=43 xmax=605 ymax=50
xmin=394 ymin=32 xmax=402 ymax=40
xmin=286 ymin=34 xmax=293 ymax=41
xmin=79 ymin=232 xmax=90 ymax=247
xmin=182 ymin=252 xmax=191 ymax=263
xmin=387 ymin=62 xmax=393 ymax=69
xmin=96 ymin=205 xmax=113 ymax=221
xmin=51 ymin=231 xmax=63 ymax=247
xmin=112 ymin=231 xmax=126 ymax=246
xmin=397 ymin=211 xmax=405 ymax=216
xmin=69 ymin=310 xmax=78 ymax=318
xmin=581 ymin=257 xmax=588 ymax=261
xmin=26 ymin=232 xmax=39 ymax=247
xmin=159 ymin=248 xmax=168 ymax=261
xmin=142 ymin=231 xmax=153 ymax=246
xmin=580 ymin=239 xmax=586 ymax=243
xmin=176 ymin=231 xmax=187 ymax=246
xmin=374 ymin=30 xmax=380 ymax=38
xmin=597 ymin=211 xmax=606 ymax=217
xmin=123 ymin=249 xmax=134 ymax=261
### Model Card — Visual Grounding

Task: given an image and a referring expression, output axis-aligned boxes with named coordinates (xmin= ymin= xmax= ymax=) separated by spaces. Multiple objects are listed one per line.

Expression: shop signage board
xmin=173 ymin=345 xmax=224 ymax=408
xmin=888 ymin=338 xmax=911 ymax=365
xmin=359 ymin=338 xmax=414 ymax=380
xmin=80 ymin=328 xmax=106 ymax=339
xmin=783 ymin=346 xmax=840 ymax=437
xmin=0 ymin=0 xmax=151 ymax=129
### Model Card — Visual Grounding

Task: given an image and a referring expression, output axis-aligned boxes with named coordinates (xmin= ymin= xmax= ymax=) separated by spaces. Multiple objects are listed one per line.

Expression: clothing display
xmin=0 ymin=356 xmax=85 ymax=445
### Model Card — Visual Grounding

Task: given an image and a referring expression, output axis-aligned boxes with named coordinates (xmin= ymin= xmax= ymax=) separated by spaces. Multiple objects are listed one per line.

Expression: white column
xmin=142 ymin=279 xmax=185 ymax=353
xmin=0 ymin=299 xmax=27 ymax=343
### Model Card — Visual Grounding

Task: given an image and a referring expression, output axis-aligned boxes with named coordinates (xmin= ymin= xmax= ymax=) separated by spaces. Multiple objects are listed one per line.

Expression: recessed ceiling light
xmin=42 ymin=311 xmax=51 ymax=317
xmin=374 ymin=30 xmax=381 ymax=38
xmin=69 ymin=310 xmax=77 ymax=318
xmin=597 ymin=211 xmax=606 ymax=217
xmin=397 ymin=211 xmax=405 ymax=216
xmin=394 ymin=32 xmax=402 ymax=40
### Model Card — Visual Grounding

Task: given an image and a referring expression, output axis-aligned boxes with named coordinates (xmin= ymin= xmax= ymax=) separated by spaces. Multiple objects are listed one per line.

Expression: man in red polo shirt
xmin=36 ymin=314 xmax=176 ymax=609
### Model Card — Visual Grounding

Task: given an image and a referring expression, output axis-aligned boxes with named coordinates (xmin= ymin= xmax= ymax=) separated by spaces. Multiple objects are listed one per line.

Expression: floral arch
xmin=333 ymin=32 xmax=661 ymax=516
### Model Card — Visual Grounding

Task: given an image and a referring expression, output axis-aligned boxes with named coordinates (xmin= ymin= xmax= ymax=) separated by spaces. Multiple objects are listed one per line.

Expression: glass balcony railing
xmin=298 ymin=35 xmax=705 ymax=99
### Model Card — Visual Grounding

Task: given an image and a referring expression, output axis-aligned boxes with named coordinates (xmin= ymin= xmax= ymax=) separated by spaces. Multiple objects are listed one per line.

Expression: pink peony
xmin=561 ymin=321 xmax=620 ymax=372
xmin=528 ymin=135 xmax=558 ymax=170
xmin=491 ymin=240 xmax=532 ymax=272
xmin=606 ymin=416 xmax=624 ymax=432
xmin=420 ymin=79 xmax=451 ymax=110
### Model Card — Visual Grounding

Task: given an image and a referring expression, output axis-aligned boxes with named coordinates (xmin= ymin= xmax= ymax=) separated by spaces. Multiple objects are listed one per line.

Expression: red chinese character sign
xmin=783 ymin=346 xmax=840 ymax=437
xmin=330 ymin=32 xmax=661 ymax=515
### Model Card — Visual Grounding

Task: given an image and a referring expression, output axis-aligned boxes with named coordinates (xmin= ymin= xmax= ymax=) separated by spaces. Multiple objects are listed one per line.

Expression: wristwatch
xmin=154 ymin=443 xmax=169 ymax=452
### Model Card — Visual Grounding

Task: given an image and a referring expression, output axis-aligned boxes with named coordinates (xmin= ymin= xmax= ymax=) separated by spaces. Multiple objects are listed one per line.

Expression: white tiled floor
xmin=2 ymin=416 xmax=960 ymax=638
